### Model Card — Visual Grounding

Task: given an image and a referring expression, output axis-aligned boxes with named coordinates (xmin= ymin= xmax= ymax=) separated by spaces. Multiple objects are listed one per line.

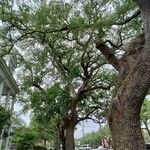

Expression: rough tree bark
xmin=65 ymin=121 xmax=76 ymax=150
xmin=59 ymin=127 xmax=65 ymax=150
xmin=96 ymin=1 xmax=150 ymax=149
xmin=64 ymin=97 xmax=78 ymax=150
xmin=63 ymin=80 xmax=89 ymax=150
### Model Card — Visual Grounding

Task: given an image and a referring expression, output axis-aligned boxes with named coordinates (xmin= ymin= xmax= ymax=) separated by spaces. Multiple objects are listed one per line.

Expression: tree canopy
xmin=1 ymin=0 xmax=149 ymax=149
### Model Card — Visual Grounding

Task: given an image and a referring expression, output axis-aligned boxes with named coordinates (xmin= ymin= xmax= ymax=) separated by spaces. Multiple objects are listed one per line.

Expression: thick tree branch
xmin=32 ymin=82 xmax=45 ymax=93
xmin=77 ymin=107 xmax=99 ymax=123
xmin=96 ymin=42 xmax=120 ymax=72
xmin=79 ymin=116 xmax=106 ymax=124
xmin=80 ymin=52 xmax=89 ymax=79
xmin=72 ymin=80 xmax=89 ymax=106
xmin=113 ymin=9 xmax=140 ymax=25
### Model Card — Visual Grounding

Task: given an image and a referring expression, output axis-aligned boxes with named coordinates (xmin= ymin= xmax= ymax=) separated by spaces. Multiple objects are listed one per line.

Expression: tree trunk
xmin=65 ymin=122 xmax=75 ymax=150
xmin=59 ymin=126 xmax=65 ymax=150
xmin=95 ymin=1 xmax=150 ymax=149
xmin=109 ymin=96 xmax=146 ymax=150
xmin=108 ymin=45 xmax=150 ymax=149
xmin=96 ymin=36 xmax=150 ymax=149
xmin=54 ymin=129 xmax=61 ymax=150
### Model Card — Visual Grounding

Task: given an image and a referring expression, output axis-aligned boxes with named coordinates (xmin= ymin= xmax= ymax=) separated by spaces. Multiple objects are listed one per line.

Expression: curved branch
xmin=113 ymin=9 xmax=141 ymax=25
xmin=77 ymin=107 xmax=99 ymax=123
xmin=96 ymin=42 xmax=120 ymax=72
xmin=32 ymin=82 xmax=45 ymax=93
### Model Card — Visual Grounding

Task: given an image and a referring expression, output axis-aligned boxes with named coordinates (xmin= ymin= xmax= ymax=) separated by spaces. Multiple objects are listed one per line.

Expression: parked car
xmin=78 ymin=144 xmax=91 ymax=150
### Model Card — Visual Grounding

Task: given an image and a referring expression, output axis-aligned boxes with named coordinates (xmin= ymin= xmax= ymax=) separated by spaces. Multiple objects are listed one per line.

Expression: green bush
xmin=0 ymin=105 xmax=11 ymax=132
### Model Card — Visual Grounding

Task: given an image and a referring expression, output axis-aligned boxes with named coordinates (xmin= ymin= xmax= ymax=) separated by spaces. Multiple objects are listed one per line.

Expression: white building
xmin=0 ymin=55 xmax=22 ymax=150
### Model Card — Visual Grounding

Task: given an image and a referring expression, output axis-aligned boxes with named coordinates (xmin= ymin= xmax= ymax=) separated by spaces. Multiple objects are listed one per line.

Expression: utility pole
xmin=82 ymin=120 xmax=85 ymax=146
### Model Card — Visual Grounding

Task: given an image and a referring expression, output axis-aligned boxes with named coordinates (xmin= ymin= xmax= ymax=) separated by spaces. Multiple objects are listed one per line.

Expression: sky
xmin=74 ymin=120 xmax=100 ymax=139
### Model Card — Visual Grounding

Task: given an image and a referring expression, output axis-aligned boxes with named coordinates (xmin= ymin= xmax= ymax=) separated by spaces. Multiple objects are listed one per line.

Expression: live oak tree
xmin=1 ymin=0 xmax=149 ymax=150
xmin=30 ymin=84 xmax=112 ymax=150
xmin=1 ymin=2 xmax=116 ymax=150
xmin=96 ymin=1 xmax=150 ymax=149
xmin=18 ymin=31 xmax=115 ymax=150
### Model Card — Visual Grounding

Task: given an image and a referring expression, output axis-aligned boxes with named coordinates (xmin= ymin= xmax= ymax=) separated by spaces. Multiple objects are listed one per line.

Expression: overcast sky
xmin=75 ymin=120 xmax=100 ymax=139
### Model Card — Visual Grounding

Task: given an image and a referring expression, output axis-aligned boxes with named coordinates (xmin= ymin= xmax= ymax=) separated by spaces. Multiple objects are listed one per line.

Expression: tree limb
xmin=77 ymin=107 xmax=99 ymax=123
xmin=79 ymin=116 xmax=106 ymax=124
xmin=113 ymin=9 xmax=140 ymax=25
xmin=80 ymin=52 xmax=89 ymax=79
xmin=32 ymin=82 xmax=45 ymax=93
xmin=96 ymin=42 xmax=120 ymax=72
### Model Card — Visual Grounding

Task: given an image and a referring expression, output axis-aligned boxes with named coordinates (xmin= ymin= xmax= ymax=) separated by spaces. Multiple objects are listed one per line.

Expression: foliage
xmin=30 ymin=83 xmax=71 ymax=123
xmin=12 ymin=119 xmax=55 ymax=150
xmin=12 ymin=127 xmax=37 ymax=150
xmin=30 ymin=116 xmax=56 ymax=144
xmin=76 ymin=124 xmax=110 ymax=148
xmin=0 ymin=0 xmax=144 ymax=148
xmin=141 ymin=98 xmax=150 ymax=121
xmin=0 ymin=0 xmax=141 ymax=57
xmin=0 ymin=105 xmax=10 ymax=132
